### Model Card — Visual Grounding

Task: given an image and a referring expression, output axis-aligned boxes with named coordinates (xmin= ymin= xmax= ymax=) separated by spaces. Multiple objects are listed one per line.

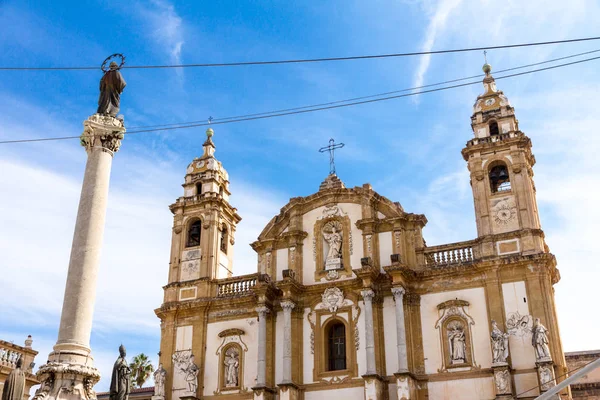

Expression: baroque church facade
xmin=154 ymin=65 xmax=569 ymax=400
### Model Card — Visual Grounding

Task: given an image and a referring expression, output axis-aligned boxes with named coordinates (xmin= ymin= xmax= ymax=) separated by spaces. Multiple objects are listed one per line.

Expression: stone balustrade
xmin=216 ymin=273 xmax=258 ymax=297
xmin=423 ymin=240 xmax=477 ymax=267
xmin=466 ymin=131 xmax=524 ymax=147
xmin=0 ymin=346 xmax=23 ymax=368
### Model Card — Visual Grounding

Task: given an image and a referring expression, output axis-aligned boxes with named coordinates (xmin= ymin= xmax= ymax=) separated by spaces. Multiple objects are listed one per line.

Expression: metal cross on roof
xmin=319 ymin=138 xmax=345 ymax=175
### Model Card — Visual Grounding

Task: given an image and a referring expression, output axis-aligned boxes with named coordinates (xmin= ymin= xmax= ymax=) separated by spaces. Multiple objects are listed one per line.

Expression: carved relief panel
xmin=180 ymin=249 xmax=201 ymax=281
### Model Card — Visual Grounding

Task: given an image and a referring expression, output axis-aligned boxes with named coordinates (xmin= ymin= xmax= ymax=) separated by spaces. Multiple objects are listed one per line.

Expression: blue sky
xmin=1 ymin=0 xmax=600 ymax=393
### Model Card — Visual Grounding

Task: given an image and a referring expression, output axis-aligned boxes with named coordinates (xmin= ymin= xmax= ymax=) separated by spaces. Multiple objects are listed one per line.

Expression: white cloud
xmin=412 ymin=0 xmax=463 ymax=92
xmin=138 ymin=0 xmax=185 ymax=65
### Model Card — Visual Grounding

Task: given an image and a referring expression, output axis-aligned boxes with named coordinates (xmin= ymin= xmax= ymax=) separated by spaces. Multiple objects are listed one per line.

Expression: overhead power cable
xmin=128 ymin=48 xmax=600 ymax=130
xmin=1 ymin=36 xmax=600 ymax=71
xmin=1 ymin=53 xmax=599 ymax=145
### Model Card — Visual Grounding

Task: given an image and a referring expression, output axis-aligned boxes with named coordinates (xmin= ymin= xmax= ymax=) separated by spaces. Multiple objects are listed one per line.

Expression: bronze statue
xmin=2 ymin=358 xmax=25 ymax=400
xmin=97 ymin=61 xmax=126 ymax=117
xmin=109 ymin=345 xmax=131 ymax=400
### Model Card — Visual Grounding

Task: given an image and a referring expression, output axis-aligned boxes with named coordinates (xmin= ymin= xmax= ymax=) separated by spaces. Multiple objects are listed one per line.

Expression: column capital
xmin=81 ymin=114 xmax=126 ymax=154
xmin=361 ymin=288 xmax=375 ymax=302
xmin=256 ymin=305 xmax=270 ymax=316
xmin=280 ymin=300 xmax=296 ymax=311
xmin=391 ymin=286 xmax=406 ymax=299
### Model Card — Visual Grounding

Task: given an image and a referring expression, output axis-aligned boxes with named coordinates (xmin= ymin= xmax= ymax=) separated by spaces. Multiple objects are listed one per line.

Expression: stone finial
xmin=24 ymin=335 xmax=33 ymax=349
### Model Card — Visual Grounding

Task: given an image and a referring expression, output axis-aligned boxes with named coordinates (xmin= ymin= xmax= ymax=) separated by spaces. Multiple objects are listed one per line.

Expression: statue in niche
xmin=184 ymin=354 xmax=199 ymax=393
xmin=153 ymin=363 xmax=167 ymax=397
xmin=447 ymin=321 xmax=466 ymax=364
xmin=491 ymin=320 xmax=509 ymax=364
xmin=322 ymin=221 xmax=343 ymax=270
xmin=110 ymin=345 xmax=131 ymax=400
xmin=223 ymin=347 xmax=239 ymax=387
xmin=532 ymin=318 xmax=552 ymax=361
xmin=97 ymin=62 xmax=127 ymax=117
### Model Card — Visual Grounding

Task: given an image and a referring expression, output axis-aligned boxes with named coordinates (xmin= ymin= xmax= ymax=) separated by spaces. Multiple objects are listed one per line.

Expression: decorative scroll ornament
xmin=321 ymin=287 xmax=345 ymax=313
xmin=505 ymin=311 xmax=533 ymax=337
xmin=318 ymin=204 xmax=346 ymax=220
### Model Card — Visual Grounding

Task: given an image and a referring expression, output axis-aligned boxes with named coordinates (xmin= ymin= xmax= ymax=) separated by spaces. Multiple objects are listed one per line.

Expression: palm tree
xmin=129 ymin=353 xmax=155 ymax=389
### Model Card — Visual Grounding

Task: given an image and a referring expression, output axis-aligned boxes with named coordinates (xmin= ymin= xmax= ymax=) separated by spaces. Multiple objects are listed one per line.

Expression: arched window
xmin=186 ymin=220 xmax=201 ymax=247
xmin=220 ymin=225 xmax=228 ymax=253
xmin=327 ymin=322 xmax=346 ymax=371
xmin=219 ymin=186 xmax=224 ymax=197
xmin=489 ymin=164 xmax=511 ymax=193
xmin=489 ymin=121 xmax=499 ymax=136
xmin=196 ymin=183 xmax=203 ymax=196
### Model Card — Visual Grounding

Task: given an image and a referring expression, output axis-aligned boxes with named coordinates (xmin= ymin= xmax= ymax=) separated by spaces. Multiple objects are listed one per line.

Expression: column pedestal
xmin=278 ymin=383 xmax=300 ymax=400
xmin=394 ymin=372 xmax=416 ymax=400
xmin=492 ymin=363 xmax=514 ymax=400
xmin=33 ymin=114 xmax=125 ymax=400
xmin=252 ymin=387 xmax=277 ymax=400
xmin=362 ymin=374 xmax=385 ymax=400
xmin=536 ymin=360 xmax=559 ymax=399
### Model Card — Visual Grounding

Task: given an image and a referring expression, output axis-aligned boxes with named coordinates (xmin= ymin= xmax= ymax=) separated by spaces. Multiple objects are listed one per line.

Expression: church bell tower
xmin=166 ymin=128 xmax=241 ymax=286
xmin=462 ymin=63 xmax=546 ymax=257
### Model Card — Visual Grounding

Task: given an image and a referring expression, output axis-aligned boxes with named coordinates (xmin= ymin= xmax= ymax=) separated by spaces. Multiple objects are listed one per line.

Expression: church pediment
xmin=256 ymin=185 xmax=424 ymax=242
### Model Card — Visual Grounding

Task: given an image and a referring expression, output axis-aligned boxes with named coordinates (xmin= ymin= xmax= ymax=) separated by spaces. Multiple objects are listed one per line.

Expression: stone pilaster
xmin=34 ymin=114 xmax=125 ymax=400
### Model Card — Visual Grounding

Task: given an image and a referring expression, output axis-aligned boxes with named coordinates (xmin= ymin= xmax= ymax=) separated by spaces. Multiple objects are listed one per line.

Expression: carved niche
xmin=313 ymin=204 xmax=353 ymax=281
xmin=214 ymin=328 xmax=248 ymax=394
xmin=434 ymin=300 xmax=479 ymax=372
xmin=307 ymin=287 xmax=360 ymax=383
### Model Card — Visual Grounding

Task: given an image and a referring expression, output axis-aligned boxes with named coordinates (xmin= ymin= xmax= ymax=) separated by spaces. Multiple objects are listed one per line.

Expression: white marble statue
xmin=532 ymin=318 xmax=552 ymax=361
xmin=447 ymin=321 xmax=466 ymax=364
xmin=491 ymin=320 xmax=509 ymax=364
xmin=323 ymin=225 xmax=342 ymax=260
xmin=184 ymin=355 xmax=199 ymax=393
xmin=223 ymin=348 xmax=239 ymax=387
xmin=153 ymin=363 xmax=167 ymax=397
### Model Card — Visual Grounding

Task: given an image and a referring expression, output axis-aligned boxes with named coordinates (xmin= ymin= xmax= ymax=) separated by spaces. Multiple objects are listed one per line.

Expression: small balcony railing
xmin=216 ymin=273 xmax=258 ymax=297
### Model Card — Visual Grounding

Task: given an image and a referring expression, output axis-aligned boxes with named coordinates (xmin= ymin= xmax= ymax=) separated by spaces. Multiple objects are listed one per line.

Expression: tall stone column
xmin=361 ymin=289 xmax=384 ymax=400
xmin=361 ymin=289 xmax=377 ymax=374
xmin=35 ymin=114 xmax=125 ymax=400
xmin=392 ymin=286 xmax=415 ymax=399
xmin=280 ymin=300 xmax=295 ymax=383
xmin=278 ymin=300 xmax=298 ymax=400
xmin=391 ymin=286 xmax=408 ymax=372
xmin=255 ymin=305 xmax=270 ymax=388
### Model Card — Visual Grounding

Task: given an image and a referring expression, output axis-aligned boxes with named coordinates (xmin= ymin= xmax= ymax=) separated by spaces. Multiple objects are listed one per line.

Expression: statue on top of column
xmin=2 ymin=358 xmax=25 ymax=400
xmin=97 ymin=61 xmax=126 ymax=117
